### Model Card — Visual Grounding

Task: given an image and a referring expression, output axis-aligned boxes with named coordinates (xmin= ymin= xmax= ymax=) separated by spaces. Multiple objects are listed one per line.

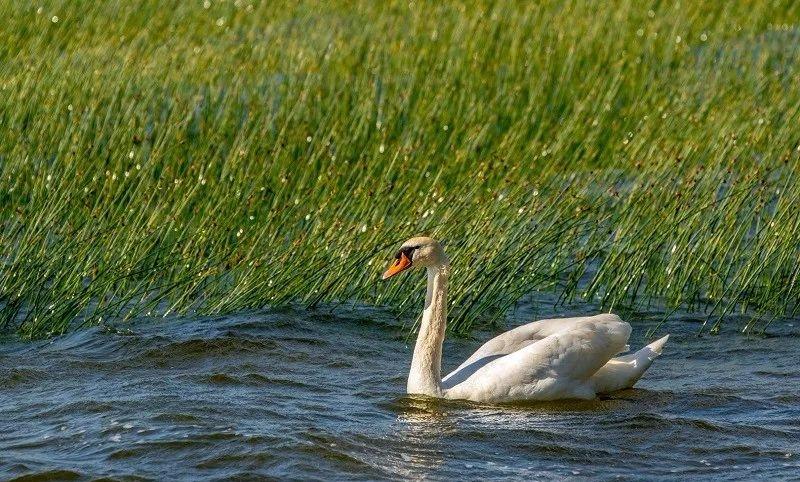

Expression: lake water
xmin=1 ymin=300 xmax=798 ymax=481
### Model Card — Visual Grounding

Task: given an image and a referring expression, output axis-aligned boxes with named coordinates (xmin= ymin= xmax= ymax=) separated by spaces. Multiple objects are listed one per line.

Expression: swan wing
xmin=444 ymin=316 xmax=631 ymax=402
xmin=443 ymin=314 xmax=625 ymax=386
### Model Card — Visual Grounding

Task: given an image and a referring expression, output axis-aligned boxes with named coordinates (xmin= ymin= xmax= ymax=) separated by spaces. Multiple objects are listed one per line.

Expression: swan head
xmin=382 ymin=236 xmax=448 ymax=280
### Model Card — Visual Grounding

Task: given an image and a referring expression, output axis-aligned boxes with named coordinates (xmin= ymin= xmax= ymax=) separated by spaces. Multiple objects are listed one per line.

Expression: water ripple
xmin=0 ymin=307 xmax=798 ymax=480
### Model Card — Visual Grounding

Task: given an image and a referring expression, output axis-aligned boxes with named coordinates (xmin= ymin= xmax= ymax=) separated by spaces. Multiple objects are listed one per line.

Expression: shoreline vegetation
xmin=1 ymin=1 xmax=799 ymax=339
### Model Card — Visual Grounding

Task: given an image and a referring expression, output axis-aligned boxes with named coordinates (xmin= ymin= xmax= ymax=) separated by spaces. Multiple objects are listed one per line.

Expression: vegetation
xmin=1 ymin=0 xmax=799 ymax=339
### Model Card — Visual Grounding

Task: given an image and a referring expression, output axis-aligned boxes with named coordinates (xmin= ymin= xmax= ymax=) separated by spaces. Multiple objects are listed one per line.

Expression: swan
xmin=382 ymin=236 xmax=669 ymax=403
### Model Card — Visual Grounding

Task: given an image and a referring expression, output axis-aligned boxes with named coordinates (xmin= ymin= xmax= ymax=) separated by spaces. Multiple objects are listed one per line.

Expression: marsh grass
xmin=1 ymin=0 xmax=799 ymax=338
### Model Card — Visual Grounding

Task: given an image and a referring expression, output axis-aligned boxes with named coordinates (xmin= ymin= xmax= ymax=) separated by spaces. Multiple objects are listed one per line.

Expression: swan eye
xmin=397 ymin=245 xmax=420 ymax=261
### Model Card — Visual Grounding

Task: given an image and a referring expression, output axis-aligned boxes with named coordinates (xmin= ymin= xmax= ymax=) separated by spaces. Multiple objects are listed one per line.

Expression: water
xmin=1 ymin=301 xmax=799 ymax=481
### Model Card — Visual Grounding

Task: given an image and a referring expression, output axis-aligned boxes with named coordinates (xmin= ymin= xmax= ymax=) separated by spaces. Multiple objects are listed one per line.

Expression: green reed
xmin=1 ymin=0 xmax=799 ymax=338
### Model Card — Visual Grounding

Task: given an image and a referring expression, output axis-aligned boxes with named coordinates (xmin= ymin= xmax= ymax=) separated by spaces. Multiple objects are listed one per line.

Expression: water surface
xmin=1 ymin=302 xmax=798 ymax=480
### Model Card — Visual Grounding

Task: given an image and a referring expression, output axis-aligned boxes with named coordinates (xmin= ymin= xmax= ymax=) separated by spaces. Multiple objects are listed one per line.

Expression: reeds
xmin=1 ymin=0 xmax=799 ymax=338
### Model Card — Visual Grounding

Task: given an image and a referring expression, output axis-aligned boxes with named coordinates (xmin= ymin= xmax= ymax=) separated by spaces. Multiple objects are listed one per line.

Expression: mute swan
xmin=382 ymin=236 xmax=669 ymax=403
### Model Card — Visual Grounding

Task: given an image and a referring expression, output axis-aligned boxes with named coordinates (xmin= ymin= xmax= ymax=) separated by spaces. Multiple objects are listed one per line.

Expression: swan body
xmin=382 ymin=236 xmax=669 ymax=403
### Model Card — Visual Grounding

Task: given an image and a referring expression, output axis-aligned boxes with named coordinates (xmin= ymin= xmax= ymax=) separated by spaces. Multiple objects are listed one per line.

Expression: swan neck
xmin=407 ymin=263 xmax=449 ymax=397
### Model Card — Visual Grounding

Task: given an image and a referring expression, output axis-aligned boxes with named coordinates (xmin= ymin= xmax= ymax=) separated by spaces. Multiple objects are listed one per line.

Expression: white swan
xmin=382 ymin=236 xmax=669 ymax=403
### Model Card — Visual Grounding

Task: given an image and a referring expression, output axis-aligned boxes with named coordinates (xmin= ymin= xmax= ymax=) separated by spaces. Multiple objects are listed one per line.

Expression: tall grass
xmin=1 ymin=0 xmax=799 ymax=339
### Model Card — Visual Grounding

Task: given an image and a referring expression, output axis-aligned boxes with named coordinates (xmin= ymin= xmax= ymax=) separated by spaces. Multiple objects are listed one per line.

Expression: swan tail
xmin=645 ymin=334 xmax=669 ymax=355
xmin=589 ymin=334 xmax=669 ymax=394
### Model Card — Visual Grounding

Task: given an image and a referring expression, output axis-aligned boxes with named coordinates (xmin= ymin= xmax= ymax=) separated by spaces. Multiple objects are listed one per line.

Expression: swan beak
xmin=382 ymin=252 xmax=412 ymax=280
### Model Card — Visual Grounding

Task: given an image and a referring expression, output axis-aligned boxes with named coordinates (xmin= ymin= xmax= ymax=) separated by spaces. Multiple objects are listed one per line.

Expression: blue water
xmin=1 ymin=301 xmax=799 ymax=480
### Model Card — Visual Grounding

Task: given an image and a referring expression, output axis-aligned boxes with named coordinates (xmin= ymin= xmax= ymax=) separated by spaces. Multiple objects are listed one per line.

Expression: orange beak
xmin=382 ymin=252 xmax=412 ymax=280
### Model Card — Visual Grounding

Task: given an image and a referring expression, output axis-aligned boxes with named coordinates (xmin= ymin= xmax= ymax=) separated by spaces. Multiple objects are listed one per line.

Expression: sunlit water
xmin=1 ymin=300 xmax=799 ymax=481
